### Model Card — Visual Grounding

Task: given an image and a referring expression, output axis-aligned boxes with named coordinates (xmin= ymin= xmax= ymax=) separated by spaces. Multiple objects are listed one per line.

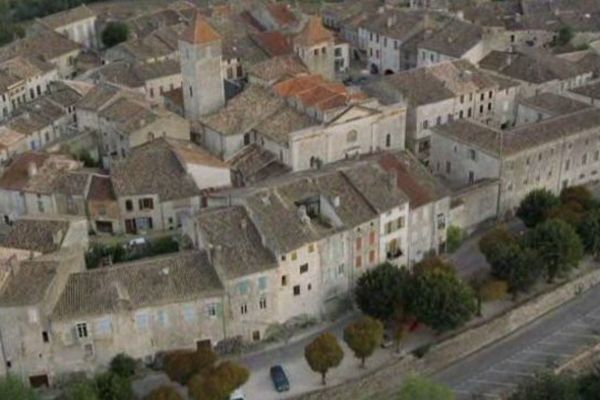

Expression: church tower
xmin=293 ymin=16 xmax=335 ymax=81
xmin=179 ymin=13 xmax=225 ymax=120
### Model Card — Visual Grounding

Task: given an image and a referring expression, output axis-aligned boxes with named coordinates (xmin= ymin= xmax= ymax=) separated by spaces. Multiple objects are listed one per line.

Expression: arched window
xmin=347 ymin=130 xmax=358 ymax=143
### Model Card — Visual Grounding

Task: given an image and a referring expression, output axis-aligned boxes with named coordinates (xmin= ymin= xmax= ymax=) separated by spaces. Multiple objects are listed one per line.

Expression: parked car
xmin=230 ymin=388 xmax=245 ymax=400
xmin=381 ymin=331 xmax=394 ymax=349
xmin=270 ymin=365 xmax=290 ymax=392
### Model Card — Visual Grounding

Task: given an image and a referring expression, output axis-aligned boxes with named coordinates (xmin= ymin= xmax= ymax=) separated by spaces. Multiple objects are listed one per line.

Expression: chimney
xmin=27 ymin=162 xmax=38 ymax=177
xmin=53 ymin=229 xmax=64 ymax=246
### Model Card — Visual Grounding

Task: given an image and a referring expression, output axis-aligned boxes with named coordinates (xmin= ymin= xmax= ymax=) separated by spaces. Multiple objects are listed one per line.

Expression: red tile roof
xmin=87 ymin=175 xmax=115 ymax=201
xmin=251 ymin=31 xmax=292 ymax=56
xmin=272 ymin=75 xmax=353 ymax=112
xmin=0 ymin=152 xmax=50 ymax=192
xmin=181 ymin=12 xmax=221 ymax=44
xmin=266 ymin=3 xmax=297 ymax=26
xmin=294 ymin=16 xmax=333 ymax=47
xmin=378 ymin=153 xmax=433 ymax=208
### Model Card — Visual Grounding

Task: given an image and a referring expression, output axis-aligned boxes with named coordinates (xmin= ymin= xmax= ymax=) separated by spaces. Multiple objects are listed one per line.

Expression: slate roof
xmin=570 ymin=80 xmax=600 ymax=100
xmin=76 ymin=83 xmax=120 ymax=111
xmin=196 ymin=207 xmax=277 ymax=280
xmin=88 ymin=175 xmax=115 ymax=201
xmin=52 ymin=251 xmax=224 ymax=320
xmin=1 ymin=217 xmax=70 ymax=254
xmin=254 ymin=105 xmax=315 ymax=146
xmin=111 ymin=139 xmax=200 ymax=201
xmin=0 ymin=259 xmax=59 ymax=306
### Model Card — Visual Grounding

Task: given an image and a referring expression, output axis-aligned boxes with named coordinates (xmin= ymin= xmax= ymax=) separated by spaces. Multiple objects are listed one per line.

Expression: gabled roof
xmin=1 ymin=217 xmax=70 ymax=254
xmin=294 ymin=16 xmax=334 ymax=47
xmin=181 ymin=12 xmax=221 ymax=44
xmin=38 ymin=4 xmax=96 ymax=29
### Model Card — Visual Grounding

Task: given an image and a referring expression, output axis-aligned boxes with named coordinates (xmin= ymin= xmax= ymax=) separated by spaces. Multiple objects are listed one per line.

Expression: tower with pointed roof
xmin=293 ymin=16 xmax=335 ymax=80
xmin=179 ymin=13 xmax=225 ymax=120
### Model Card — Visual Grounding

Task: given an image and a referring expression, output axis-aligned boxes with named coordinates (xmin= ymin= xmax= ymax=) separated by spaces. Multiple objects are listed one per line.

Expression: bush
xmin=446 ymin=225 xmax=463 ymax=253
xmin=63 ymin=380 xmax=98 ymax=400
xmin=0 ymin=376 xmax=38 ymax=400
xmin=95 ymin=372 xmax=132 ymax=400
xmin=110 ymin=353 xmax=137 ymax=378
xmin=479 ymin=280 xmax=508 ymax=301
xmin=516 ymin=189 xmax=560 ymax=228
xmin=411 ymin=344 xmax=431 ymax=359
xmin=102 ymin=22 xmax=129 ymax=48
xmin=150 ymin=237 xmax=179 ymax=256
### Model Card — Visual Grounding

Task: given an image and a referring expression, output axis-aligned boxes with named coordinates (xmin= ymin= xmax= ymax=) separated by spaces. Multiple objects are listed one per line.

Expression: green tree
xmin=0 ymin=376 xmax=38 ymax=400
xmin=578 ymin=208 xmax=600 ymax=258
xmin=101 ymin=21 xmax=129 ymax=48
xmin=304 ymin=332 xmax=344 ymax=385
xmin=510 ymin=372 xmax=579 ymax=400
xmin=446 ymin=225 xmax=463 ymax=253
xmin=485 ymin=241 xmax=543 ymax=298
xmin=555 ymin=26 xmax=574 ymax=46
xmin=95 ymin=372 xmax=133 ymax=400
xmin=354 ymin=262 xmax=408 ymax=321
xmin=110 ymin=353 xmax=136 ymax=379
xmin=64 ymin=380 xmax=99 ymax=400
xmin=144 ymin=386 xmax=182 ymax=400
xmin=396 ymin=375 xmax=454 ymax=400
xmin=479 ymin=225 xmax=515 ymax=260
xmin=406 ymin=262 xmax=476 ymax=333
xmin=526 ymin=219 xmax=583 ymax=282
xmin=516 ymin=189 xmax=560 ymax=228
xmin=578 ymin=370 xmax=600 ymax=400
xmin=187 ymin=361 xmax=249 ymax=400
xmin=343 ymin=316 xmax=383 ymax=368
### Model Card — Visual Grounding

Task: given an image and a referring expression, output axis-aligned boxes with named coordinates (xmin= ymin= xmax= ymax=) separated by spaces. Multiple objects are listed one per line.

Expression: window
xmin=238 ymin=281 xmax=250 ymax=295
xmin=240 ymin=303 xmax=248 ymax=315
xmin=157 ymin=310 xmax=169 ymax=327
xmin=468 ymin=108 xmax=472 ymax=117
xmin=369 ymin=250 xmax=375 ymax=264
xmin=460 ymin=95 xmax=464 ymax=103
xmin=469 ymin=171 xmax=475 ymax=184
xmin=583 ymin=153 xmax=588 ymax=165
xmin=189 ymin=86 xmax=193 ymax=98
xmin=397 ymin=216 xmax=405 ymax=228
xmin=293 ymin=285 xmax=301 ymax=296
xmin=252 ymin=330 xmax=261 ymax=341
xmin=125 ymin=200 xmax=133 ymax=211
xmin=135 ymin=313 xmax=149 ymax=330
xmin=369 ymin=231 xmax=375 ymax=245
xmin=258 ymin=276 xmax=267 ymax=291
xmin=446 ymin=161 xmax=451 ymax=174
xmin=459 ymin=110 xmax=464 ymax=119
xmin=437 ymin=213 xmax=446 ymax=229
xmin=207 ymin=303 xmax=218 ymax=317
xmin=281 ymin=275 xmax=288 ymax=286
xmin=139 ymin=198 xmax=154 ymax=210
xmin=183 ymin=305 xmax=196 ymax=322
xmin=347 ymin=130 xmax=358 ymax=143
xmin=291 ymin=252 xmax=297 ymax=261
xmin=595 ymin=150 xmax=599 ymax=162
xmin=448 ymin=114 xmax=454 ymax=122
xmin=468 ymin=149 xmax=477 ymax=161
xmin=308 ymin=243 xmax=315 ymax=253
xmin=356 ymin=256 xmax=362 ymax=268
xmin=338 ymin=264 xmax=344 ymax=275
xmin=436 ymin=116 xmax=441 ymax=125
xmin=356 ymin=237 xmax=362 ymax=251
xmin=489 ymin=91 xmax=493 ymax=99
xmin=259 ymin=297 xmax=267 ymax=309
xmin=480 ymin=93 xmax=485 ymax=101
xmin=422 ymin=120 xmax=429 ymax=129
xmin=42 ymin=331 xmax=49 ymax=343
xmin=386 ymin=134 xmax=391 ymax=148
xmin=300 ymin=264 xmax=309 ymax=274
xmin=76 ymin=323 xmax=88 ymax=338
xmin=385 ymin=221 xmax=393 ymax=234
xmin=566 ymin=159 xmax=571 ymax=171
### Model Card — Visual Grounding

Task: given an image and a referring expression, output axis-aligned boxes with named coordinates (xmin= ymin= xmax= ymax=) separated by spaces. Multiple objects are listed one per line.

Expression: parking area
xmin=451 ymin=307 xmax=600 ymax=400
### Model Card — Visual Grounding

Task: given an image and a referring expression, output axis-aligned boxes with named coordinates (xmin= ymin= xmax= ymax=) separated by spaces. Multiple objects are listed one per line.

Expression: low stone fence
xmin=556 ymin=342 xmax=600 ymax=376
xmin=293 ymin=266 xmax=600 ymax=400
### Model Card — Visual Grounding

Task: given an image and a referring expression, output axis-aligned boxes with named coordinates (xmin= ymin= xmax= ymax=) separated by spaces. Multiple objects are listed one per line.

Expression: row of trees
xmin=354 ymin=259 xmax=477 ymax=334
xmin=481 ymin=186 xmax=595 ymax=299
xmin=510 ymin=369 xmax=600 ymax=400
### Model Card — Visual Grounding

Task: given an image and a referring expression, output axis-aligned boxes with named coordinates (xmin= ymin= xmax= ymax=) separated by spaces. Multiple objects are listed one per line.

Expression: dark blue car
xmin=270 ymin=365 xmax=290 ymax=392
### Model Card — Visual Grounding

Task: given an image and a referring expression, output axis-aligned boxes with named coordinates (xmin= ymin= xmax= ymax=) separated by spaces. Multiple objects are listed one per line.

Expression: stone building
xmin=292 ymin=17 xmax=335 ymax=81
xmin=364 ymin=59 xmax=518 ymax=162
xmin=516 ymin=92 xmax=591 ymax=126
xmin=179 ymin=13 xmax=225 ymax=121
xmin=32 ymin=5 xmax=98 ymax=49
xmin=430 ymin=108 xmax=600 ymax=215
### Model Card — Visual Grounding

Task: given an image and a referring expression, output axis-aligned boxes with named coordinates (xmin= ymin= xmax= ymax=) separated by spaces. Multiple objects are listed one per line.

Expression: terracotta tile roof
xmin=251 ymin=31 xmax=292 ymax=56
xmin=266 ymin=3 xmax=297 ymax=26
xmin=294 ymin=16 xmax=334 ymax=47
xmin=248 ymin=54 xmax=307 ymax=83
xmin=0 ymin=152 xmax=50 ymax=191
xmin=272 ymin=75 xmax=352 ymax=112
xmin=181 ymin=12 xmax=221 ymax=44
xmin=87 ymin=175 xmax=115 ymax=201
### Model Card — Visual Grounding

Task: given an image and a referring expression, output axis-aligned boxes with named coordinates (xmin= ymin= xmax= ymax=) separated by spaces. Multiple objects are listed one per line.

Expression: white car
xmin=230 ymin=389 xmax=245 ymax=400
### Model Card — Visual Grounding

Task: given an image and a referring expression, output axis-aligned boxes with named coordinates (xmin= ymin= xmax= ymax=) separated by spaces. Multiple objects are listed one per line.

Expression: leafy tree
xmin=396 ymin=375 xmax=454 ymax=400
xmin=578 ymin=370 xmax=600 ymax=400
xmin=406 ymin=263 xmax=476 ymax=333
xmin=343 ymin=316 xmax=383 ymax=368
xmin=110 ymin=353 xmax=136 ymax=378
xmin=354 ymin=262 xmax=408 ymax=321
xmin=164 ymin=348 xmax=217 ymax=385
xmin=144 ymin=386 xmax=182 ymax=400
xmin=95 ymin=372 xmax=133 ymax=400
xmin=516 ymin=189 xmax=560 ymax=228
xmin=412 ymin=256 xmax=455 ymax=275
xmin=555 ymin=26 xmax=574 ymax=46
xmin=479 ymin=225 xmax=515 ymax=260
xmin=304 ymin=332 xmax=344 ymax=385
xmin=510 ymin=372 xmax=579 ymax=400
xmin=0 ymin=376 xmax=38 ymax=400
xmin=546 ymin=202 xmax=586 ymax=228
xmin=101 ymin=22 xmax=129 ymax=48
xmin=560 ymin=185 xmax=594 ymax=210
xmin=526 ymin=219 xmax=583 ymax=282
xmin=485 ymin=241 xmax=543 ymax=298
xmin=64 ymin=380 xmax=99 ymax=400
xmin=446 ymin=225 xmax=463 ymax=253
xmin=578 ymin=208 xmax=600 ymax=258
xmin=187 ymin=361 xmax=249 ymax=400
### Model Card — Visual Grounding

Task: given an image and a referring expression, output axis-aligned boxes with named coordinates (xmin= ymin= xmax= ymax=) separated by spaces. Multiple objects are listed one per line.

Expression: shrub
xmin=144 ymin=386 xmax=182 ymax=400
xmin=110 ymin=353 xmax=137 ymax=378
xmin=164 ymin=348 xmax=217 ymax=385
xmin=446 ymin=225 xmax=463 ymax=253
xmin=95 ymin=372 xmax=132 ymax=400
xmin=479 ymin=280 xmax=508 ymax=301
xmin=0 ymin=376 xmax=38 ymax=400
xmin=101 ymin=22 xmax=129 ymax=48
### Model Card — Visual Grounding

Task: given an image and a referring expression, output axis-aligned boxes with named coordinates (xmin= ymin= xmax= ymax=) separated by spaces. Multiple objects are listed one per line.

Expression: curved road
xmin=433 ymin=284 xmax=600 ymax=399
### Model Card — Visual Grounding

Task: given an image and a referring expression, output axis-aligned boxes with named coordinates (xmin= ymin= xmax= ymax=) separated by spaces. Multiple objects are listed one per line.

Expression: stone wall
xmin=293 ymin=266 xmax=600 ymax=400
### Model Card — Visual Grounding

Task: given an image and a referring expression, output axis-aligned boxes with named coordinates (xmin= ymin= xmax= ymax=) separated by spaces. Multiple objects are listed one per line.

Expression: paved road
xmin=434 ymin=283 xmax=600 ymax=400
